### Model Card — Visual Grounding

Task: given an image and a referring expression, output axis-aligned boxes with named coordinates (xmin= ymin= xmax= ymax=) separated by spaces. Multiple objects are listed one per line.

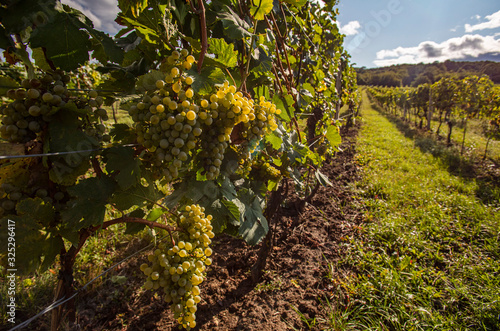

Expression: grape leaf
xmin=89 ymin=29 xmax=125 ymax=65
xmin=315 ymin=169 xmax=333 ymax=187
xmin=16 ymin=197 xmax=55 ymax=227
xmin=136 ymin=70 xmax=165 ymax=91
xmin=272 ymin=94 xmax=290 ymax=122
xmin=32 ymin=48 xmax=54 ymax=71
xmin=0 ymin=215 xmax=63 ymax=274
xmin=146 ymin=208 xmax=164 ymax=222
xmin=125 ymin=209 xmax=146 ymax=234
xmin=218 ymin=7 xmax=252 ymax=40
xmin=325 ymin=125 xmax=341 ymax=150
xmin=265 ymin=131 xmax=283 ymax=150
xmin=104 ymin=146 xmax=141 ymax=190
xmin=237 ymin=189 xmax=268 ymax=245
xmin=0 ymin=0 xmax=58 ymax=34
xmin=250 ymin=0 xmax=273 ymax=20
xmin=303 ymin=82 xmax=316 ymax=97
xmin=110 ymin=180 xmax=160 ymax=210
xmin=208 ymin=38 xmax=238 ymax=68
xmin=219 ymin=176 xmax=237 ymax=201
xmin=30 ymin=11 xmax=91 ymax=71
xmin=186 ymin=66 xmax=226 ymax=95
xmin=109 ymin=123 xmax=135 ymax=143
xmin=203 ymin=198 xmax=240 ymax=233
xmin=62 ymin=176 xmax=117 ymax=234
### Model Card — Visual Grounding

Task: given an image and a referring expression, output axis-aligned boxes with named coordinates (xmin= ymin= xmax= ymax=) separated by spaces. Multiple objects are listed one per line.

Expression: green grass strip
xmin=339 ymin=90 xmax=500 ymax=330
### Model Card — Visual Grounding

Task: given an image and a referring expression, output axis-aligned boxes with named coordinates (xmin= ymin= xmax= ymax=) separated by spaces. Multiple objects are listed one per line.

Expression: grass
xmin=0 ymin=222 xmax=136 ymax=328
xmin=329 ymin=90 xmax=500 ymax=330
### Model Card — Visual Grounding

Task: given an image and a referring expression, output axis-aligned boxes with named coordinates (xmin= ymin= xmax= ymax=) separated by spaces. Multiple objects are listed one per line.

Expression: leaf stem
xmin=240 ymin=20 xmax=259 ymax=91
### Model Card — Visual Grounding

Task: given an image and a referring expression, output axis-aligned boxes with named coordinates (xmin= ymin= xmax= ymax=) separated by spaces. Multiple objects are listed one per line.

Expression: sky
xmin=60 ymin=0 xmax=500 ymax=68
xmin=337 ymin=0 xmax=500 ymax=68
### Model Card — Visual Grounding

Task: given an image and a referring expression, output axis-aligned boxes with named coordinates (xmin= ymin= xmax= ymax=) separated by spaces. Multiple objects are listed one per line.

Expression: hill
xmin=356 ymin=60 xmax=500 ymax=87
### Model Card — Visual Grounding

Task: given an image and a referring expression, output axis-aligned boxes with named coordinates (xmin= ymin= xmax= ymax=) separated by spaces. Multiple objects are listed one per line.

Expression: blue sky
xmin=60 ymin=0 xmax=500 ymax=68
xmin=337 ymin=0 xmax=500 ymax=67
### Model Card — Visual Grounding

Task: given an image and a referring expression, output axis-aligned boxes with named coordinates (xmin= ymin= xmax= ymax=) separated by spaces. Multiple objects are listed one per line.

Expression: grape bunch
xmin=140 ymin=204 xmax=214 ymax=330
xmin=0 ymin=180 xmax=69 ymax=219
xmin=0 ymin=70 xmax=108 ymax=143
xmin=129 ymin=50 xmax=199 ymax=180
xmin=130 ymin=49 xmax=281 ymax=182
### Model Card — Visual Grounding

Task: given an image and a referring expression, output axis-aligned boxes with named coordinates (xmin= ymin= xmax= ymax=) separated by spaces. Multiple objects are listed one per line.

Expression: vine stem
xmin=240 ymin=20 xmax=259 ymax=91
xmin=187 ymin=0 xmax=208 ymax=73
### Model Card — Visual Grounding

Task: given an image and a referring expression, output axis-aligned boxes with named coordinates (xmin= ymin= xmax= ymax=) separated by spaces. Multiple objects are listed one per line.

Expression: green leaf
xmin=0 ymin=215 xmax=63 ymax=274
xmin=146 ymin=208 xmax=164 ymax=222
xmin=0 ymin=0 xmax=58 ymax=34
xmin=110 ymin=180 xmax=161 ymax=210
xmin=110 ymin=123 xmax=135 ymax=143
xmin=16 ymin=198 xmax=55 ymax=227
xmin=315 ymin=169 xmax=333 ymax=187
xmin=89 ymin=29 xmax=124 ymax=64
xmin=218 ymin=7 xmax=252 ymax=40
xmin=265 ymin=131 xmax=283 ymax=150
xmin=221 ymin=199 xmax=240 ymax=223
xmin=267 ymin=178 xmax=279 ymax=191
xmin=186 ymin=67 xmax=225 ymax=94
xmin=272 ymin=94 xmax=291 ymax=122
xmin=325 ymin=125 xmax=341 ymax=150
xmin=237 ymin=189 xmax=268 ymax=245
xmin=48 ymin=101 xmax=99 ymax=153
xmin=208 ymin=38 xmax=238 ymax=68
xmin=125 ymin=209 xmax=146 ymax=234
xmin=315 ymin=69 xmax=325 ymax=82
xmin=303 ymin=82 xmax=316 ymax=97
xmin=104 ymin=146 xmax=141 ymax=190
xmin=32 ymin=48 xmax=54 ymax=71
xmin=30 ymin=12 xmax=91 ymax=71
xmin=219 ymin=176 xmax=237 ymax=201
xmin=282 ymin=0 xmax=308 ymax=6
xmin=136 ymin=70 xmax=166 ymax=91
xmin=250 ymin=0 xmax=273 ymax=20
xmin=62 ymin=176 xmax=117 ymax=231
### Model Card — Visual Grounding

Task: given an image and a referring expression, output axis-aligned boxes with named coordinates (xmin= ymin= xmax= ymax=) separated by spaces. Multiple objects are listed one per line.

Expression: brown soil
xmin=27 ymin=125 xmax=364 ymax=331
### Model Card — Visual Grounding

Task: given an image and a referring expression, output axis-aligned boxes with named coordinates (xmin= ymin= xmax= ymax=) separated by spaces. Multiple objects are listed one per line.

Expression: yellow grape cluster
xmin=130 ymin=50 xmax=199 ymax=180
xmin=197 ymin=82 xmax=256 ymax=180
xmin=130 ymin=49 xmax=281 ymax=181
xmin=140 ymin=204 xmax=214 ymax=330
xmin=0 ymin=72 xmax=108 ymax=143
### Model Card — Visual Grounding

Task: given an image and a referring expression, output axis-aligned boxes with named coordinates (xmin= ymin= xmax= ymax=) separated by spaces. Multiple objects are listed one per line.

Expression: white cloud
xmin=465 ymin=10 xmax=500 ymax=33
xmin=338 ymin=21 xmax=362 ymax=36
xmin=374 ymin=34 xmax=500 ymax=66
xmin=61 ymin=0 xmax=121 ymax=34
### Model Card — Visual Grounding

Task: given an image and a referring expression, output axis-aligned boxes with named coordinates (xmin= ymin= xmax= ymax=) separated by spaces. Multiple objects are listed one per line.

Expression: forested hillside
xmin=357 ymin=60 xmax=500 ymax=87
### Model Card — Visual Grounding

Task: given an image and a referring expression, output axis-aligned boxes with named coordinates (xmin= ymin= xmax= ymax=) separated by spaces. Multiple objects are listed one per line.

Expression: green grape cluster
xmin=244 ymin=159 xmax=281 ymax=181
xmin=130 ymin=50 xmax=199 ymax=180
xmin=0 ymin=180 xmax=69 ymax=218
xmin=140 ymin=204 xmax=214 ymax=330
xmin=130 ymin=49 xmax=281 ymax=182
xmin=0 ymin=71 xmax=108 ymax=143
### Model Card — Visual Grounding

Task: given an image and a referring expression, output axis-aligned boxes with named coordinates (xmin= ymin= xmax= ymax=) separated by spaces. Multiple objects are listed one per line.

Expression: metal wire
xmin=0 ymin=144 xmax=139 ymax=160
